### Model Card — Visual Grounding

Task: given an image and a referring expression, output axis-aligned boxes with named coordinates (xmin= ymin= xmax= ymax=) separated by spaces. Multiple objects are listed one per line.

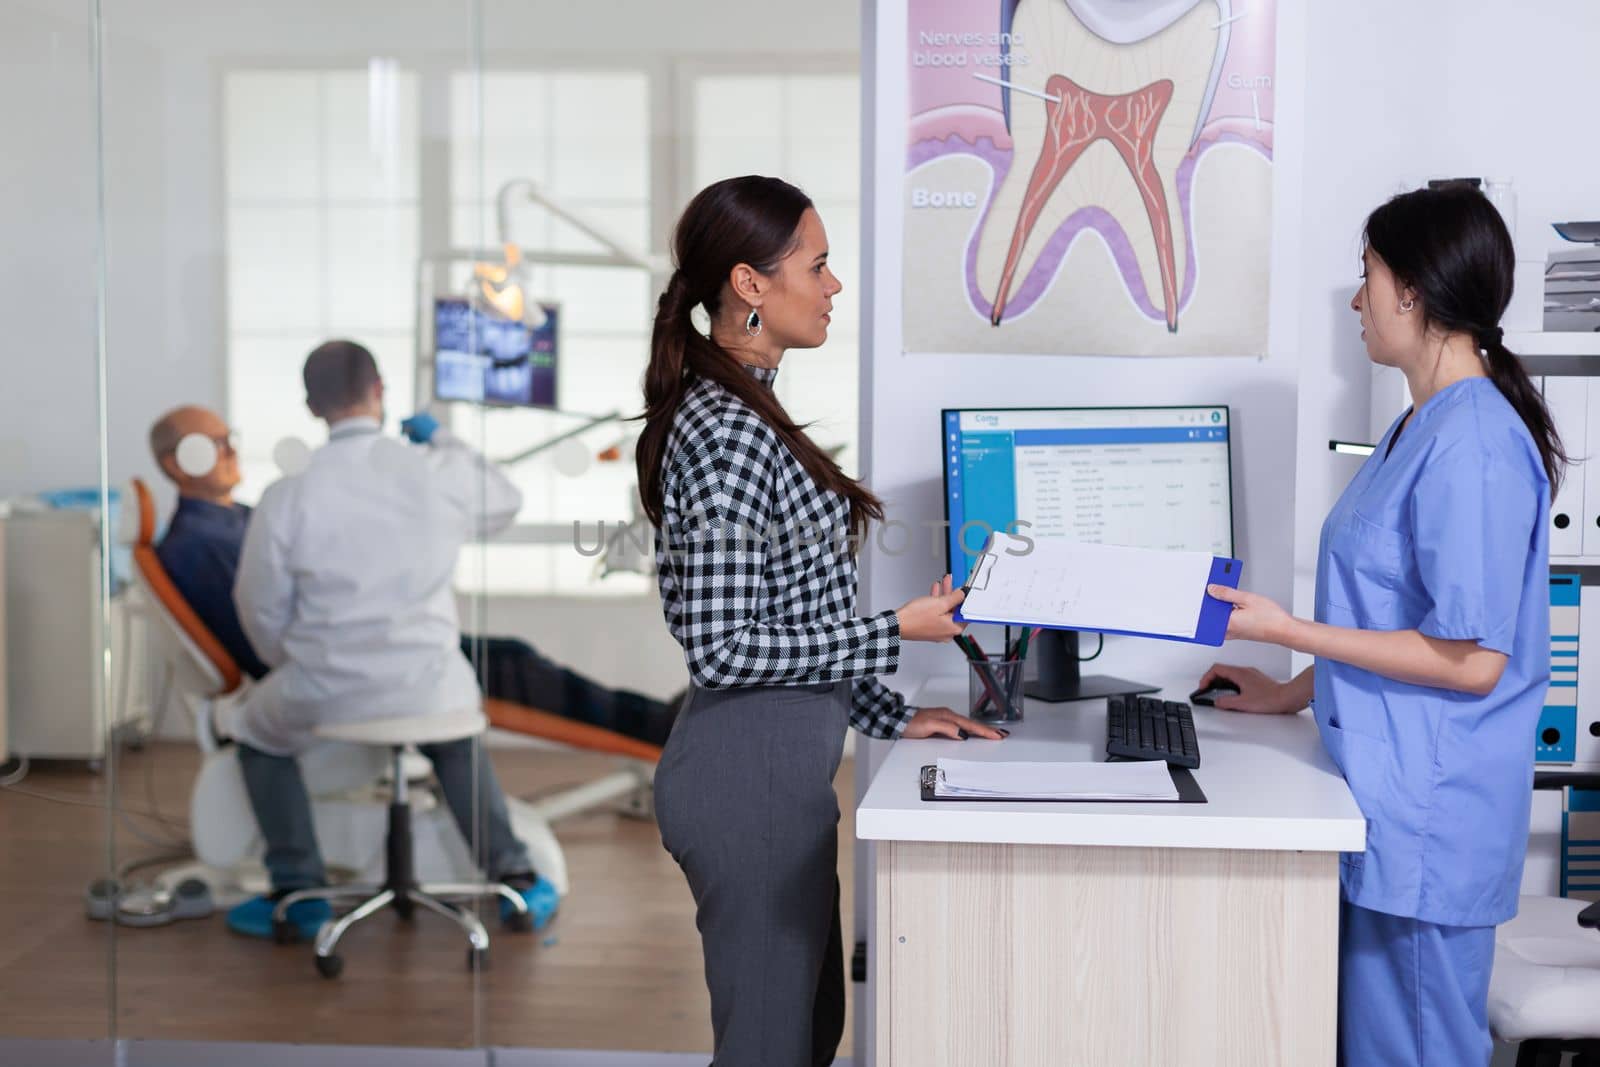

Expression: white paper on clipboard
xmin=961 ymin=532 xmax=1213 ymax=639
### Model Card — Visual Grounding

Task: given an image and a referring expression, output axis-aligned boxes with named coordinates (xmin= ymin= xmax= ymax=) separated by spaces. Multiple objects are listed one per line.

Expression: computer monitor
xmin=942 ymin=405 xmax=1234 ymax=702
xmin=433 ymin=297 xmax=559 ymax=408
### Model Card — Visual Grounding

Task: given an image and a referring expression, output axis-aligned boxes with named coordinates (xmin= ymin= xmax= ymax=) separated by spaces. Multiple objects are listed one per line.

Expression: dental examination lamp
xmin=494 ymin=178 xmax=669 ymax=276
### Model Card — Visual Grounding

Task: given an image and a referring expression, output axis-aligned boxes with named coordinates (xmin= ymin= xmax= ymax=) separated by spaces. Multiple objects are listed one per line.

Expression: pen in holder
xmin=968 ymin=653 xmax=1024 ymax=723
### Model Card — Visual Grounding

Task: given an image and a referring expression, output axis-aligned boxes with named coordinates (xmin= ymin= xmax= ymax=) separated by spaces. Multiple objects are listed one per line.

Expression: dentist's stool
xmin=273 ymin=707 xmax=530 ymax=978
xmin=1488 ymin=769 xmax=1600 ymax=1066
xmin=1487 ymin=895 xmax=1600 ymax=1066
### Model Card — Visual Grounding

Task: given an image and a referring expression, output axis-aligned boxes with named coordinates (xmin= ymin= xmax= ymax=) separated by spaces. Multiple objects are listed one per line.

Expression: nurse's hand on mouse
xmin=1206 ymin=584 xmax=1296 ymax=645
xmin=1194 ymin=664 xmax=1303 ymax=714
xmin=901 ymin=706 xmax=1007 ymax=741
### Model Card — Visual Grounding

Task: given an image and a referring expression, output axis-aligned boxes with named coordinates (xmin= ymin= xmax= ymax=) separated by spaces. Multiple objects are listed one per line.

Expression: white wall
xmin=0 ymin=1 xmax=163 ymax=499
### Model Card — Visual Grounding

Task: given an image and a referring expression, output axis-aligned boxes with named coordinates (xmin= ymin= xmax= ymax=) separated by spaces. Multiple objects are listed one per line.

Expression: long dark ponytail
xmin=1364 ymin=186 xmax=1567 ymax=492
xmin=635 ymin=175 xmax=884 ymax=540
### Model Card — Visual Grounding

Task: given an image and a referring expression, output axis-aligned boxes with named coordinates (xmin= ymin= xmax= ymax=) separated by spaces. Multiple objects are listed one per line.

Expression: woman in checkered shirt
xmin=636 ymin=175 xmax=1005 ymax=1067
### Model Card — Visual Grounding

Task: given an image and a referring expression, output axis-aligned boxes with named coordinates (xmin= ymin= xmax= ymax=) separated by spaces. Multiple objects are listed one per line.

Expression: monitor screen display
xmin=942 ymin=405 xmax=1233 ymax=587
xmin=433 ymin=297 xmax=558 ymax=408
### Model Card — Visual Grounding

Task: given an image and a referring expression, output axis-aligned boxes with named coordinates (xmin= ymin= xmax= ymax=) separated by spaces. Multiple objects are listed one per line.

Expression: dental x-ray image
xmin=433 ymin=297 xmax=559 ymax=408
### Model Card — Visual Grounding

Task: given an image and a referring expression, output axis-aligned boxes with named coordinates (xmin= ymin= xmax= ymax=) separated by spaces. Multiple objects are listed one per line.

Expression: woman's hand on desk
xmin=896 ymin=574 xmax=967 ymax=642
xmin=1196 ymin=664 xmax=1305 ymax=715
xmin=902 ymin=706 xmax=1007 ymax=741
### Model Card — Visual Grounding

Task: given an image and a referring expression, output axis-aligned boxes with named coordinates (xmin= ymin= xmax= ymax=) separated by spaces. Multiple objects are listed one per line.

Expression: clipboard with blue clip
xmin=953 ymin=532 xmax=1243 ymax=648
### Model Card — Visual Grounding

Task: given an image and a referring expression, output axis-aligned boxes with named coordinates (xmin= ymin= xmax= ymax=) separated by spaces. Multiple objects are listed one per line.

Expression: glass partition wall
xmin=0 ymin=0 xmax=116 ymax=1052
xmin=102 ymin=0 xmax=491 ymax=1052
xmin=0 ymin=0 xmax=864 ymax=1060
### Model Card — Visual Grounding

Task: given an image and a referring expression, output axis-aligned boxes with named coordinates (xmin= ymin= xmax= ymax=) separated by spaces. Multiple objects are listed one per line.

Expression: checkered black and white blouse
xmin=654 ymin=363 xmax=911 ymax=739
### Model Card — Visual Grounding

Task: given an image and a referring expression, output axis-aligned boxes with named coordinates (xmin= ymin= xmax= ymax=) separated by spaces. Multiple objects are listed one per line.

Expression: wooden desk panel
xmin=876 ymin=841 xmax=1338 ymax=1067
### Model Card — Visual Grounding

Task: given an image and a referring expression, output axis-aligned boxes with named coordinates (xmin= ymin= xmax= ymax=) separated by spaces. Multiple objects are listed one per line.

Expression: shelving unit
xmin=1358 ymin=332 xmax=1600 ymax=582
xmin=1371 ymin=332 xmax=1600 ymax=444
xmin=1509 ymin=331 xmax=1600 ymax=357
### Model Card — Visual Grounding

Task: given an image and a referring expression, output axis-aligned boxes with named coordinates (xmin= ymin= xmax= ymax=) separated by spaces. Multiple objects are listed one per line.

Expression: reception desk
xmin=858 ymin=677 xmax=1365 ymax=1067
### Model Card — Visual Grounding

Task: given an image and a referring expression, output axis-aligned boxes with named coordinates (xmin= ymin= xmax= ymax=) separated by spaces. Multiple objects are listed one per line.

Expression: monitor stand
xmin=1023 ymin=629 xmax=1160 ymax=703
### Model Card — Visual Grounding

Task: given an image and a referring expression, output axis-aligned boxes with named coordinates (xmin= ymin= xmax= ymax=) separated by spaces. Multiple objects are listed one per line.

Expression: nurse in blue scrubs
xmin=1197 ymin=186 xmax=1564 ymax=1067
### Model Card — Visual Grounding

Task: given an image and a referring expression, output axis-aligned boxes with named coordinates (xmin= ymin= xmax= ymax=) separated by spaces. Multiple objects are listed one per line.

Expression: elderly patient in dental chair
xmin=148 ymin=341 xmax=680 ymax=942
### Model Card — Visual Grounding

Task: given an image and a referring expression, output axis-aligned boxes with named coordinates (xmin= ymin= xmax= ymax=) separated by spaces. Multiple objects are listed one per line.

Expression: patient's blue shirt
xmin=155 ymin=497 xmax=269 ymax=680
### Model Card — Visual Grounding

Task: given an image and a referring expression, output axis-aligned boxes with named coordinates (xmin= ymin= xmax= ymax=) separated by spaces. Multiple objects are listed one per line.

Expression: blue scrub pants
xmin=1338 ymin=899 xmax=1496 ymax=1067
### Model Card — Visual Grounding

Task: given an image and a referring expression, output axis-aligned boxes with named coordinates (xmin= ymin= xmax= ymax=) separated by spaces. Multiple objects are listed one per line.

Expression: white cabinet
xmin=2 ymin=509 xmax=147 ymax=761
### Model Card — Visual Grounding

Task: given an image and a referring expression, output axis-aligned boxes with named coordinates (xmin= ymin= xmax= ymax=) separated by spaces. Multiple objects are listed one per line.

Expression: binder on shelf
xmin=1561 ymin=788 xmax=1600 ymax=902
xmin=1538 ymin=573 xmax=1581 ymax=764
xmin=1543 ymin=376 xmax=1587 ymax=557
xmin=1584 ymin=378 xmax=1600 ymax=558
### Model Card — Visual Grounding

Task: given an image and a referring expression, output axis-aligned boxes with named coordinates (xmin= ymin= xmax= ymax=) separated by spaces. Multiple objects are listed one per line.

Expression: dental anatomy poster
xmin=904 ymin=0 xmax=1277 ymax=356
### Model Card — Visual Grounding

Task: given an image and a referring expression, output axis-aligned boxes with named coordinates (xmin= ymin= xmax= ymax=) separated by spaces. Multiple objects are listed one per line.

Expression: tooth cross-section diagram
xmin=903 ymin=0 xmax=1277 ymax=356
xmin=990 ymin=73 xmax=1179 ymax=330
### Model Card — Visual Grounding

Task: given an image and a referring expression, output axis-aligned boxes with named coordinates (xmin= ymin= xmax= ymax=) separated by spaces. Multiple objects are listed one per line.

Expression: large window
xmin=446 ymin=70 xmax=654 ymax=594
xmin=224 ymin=65 xmax=419 ymax=503
xmin=691 ymin=71 xmax=862 ymax=476
xmin=224 ymin=61 xmax=859 ymax=593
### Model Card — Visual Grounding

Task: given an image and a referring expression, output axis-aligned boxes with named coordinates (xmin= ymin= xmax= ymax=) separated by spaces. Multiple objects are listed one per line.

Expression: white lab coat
xmin=229 ymin=416 xmax=521 ymax=755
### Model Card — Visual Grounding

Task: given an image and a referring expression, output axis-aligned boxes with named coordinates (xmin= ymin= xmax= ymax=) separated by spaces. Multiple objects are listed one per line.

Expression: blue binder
xmin=956 ymin=554 xmax=1243 ymax=648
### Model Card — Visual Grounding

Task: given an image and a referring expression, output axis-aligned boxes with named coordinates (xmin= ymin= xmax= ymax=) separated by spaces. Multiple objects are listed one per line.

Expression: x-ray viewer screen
xmin=433 ymin=298 xmax=558 ymax=408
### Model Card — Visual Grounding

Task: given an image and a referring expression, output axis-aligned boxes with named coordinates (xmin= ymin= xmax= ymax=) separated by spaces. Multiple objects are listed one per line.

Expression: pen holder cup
xmin=967 ymin=655 xmax=1024 ymax=723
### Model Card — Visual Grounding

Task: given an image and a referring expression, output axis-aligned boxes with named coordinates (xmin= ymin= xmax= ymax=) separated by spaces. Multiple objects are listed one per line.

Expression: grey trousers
xmin=238 ymin=737 xmax=533 ymax=892
xmin=654 ymin=681 xmax=851 ymax=1067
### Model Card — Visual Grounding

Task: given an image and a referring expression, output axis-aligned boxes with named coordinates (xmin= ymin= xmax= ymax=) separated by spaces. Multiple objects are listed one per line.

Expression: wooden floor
xmin=0 ymin=743 xmax=858 ymax=1053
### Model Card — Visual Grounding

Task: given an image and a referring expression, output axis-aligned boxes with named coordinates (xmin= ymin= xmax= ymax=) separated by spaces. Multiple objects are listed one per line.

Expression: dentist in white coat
xmin=221 ymin=338 xmax=558 ymax=941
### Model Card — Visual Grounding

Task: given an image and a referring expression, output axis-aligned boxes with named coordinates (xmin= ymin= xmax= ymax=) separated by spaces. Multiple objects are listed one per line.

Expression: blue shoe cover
xmin=226 ymin=894 xmax=331 ymax=941
xmin=500 ymin=876 xmax=560 ymax=931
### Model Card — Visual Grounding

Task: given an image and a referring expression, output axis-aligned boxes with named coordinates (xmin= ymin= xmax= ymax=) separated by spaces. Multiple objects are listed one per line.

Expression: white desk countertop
xmin=857 ymin=676 xmax=1366 ymax=853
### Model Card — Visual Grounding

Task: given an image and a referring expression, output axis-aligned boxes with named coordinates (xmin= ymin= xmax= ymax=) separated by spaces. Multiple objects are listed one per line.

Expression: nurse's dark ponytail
xmin=1364 ymin=187 xmax=1567 ymax=493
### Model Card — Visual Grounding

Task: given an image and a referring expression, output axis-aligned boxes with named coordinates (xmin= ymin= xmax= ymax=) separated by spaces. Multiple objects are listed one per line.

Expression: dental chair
xmin=124 ymin=479 xmax=662 ymax=904
xmin=1488 ymin=769 xmax=1600 ymax=1067
xmin=124 ymin=479 xmax=494 ymax=895
xmin=482 ymin=697 xmax=660 ymax=826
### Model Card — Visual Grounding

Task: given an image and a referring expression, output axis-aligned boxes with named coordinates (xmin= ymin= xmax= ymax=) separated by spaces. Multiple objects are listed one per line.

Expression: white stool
xmin=1488 ymin=893 xmax=1600 ymax=1066
xmin=272 ymin=707 xmax=530 ymax=978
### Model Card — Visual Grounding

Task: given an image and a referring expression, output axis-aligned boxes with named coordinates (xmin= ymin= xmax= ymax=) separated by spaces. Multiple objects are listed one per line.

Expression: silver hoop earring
xmin=1398 ymin=298 xmax=1415 ymax=313
xmin=745 ymin=309 xmax=763 ymax=337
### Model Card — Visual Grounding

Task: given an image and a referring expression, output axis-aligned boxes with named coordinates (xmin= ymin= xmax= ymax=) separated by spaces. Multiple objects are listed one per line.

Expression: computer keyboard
xmin=1106 ymin=694 xmax=1201 ymax=769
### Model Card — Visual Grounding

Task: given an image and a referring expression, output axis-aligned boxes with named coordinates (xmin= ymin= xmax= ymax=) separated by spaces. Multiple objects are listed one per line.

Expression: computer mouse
xmin=1189 ymin=680 xmax=1241 ymax=707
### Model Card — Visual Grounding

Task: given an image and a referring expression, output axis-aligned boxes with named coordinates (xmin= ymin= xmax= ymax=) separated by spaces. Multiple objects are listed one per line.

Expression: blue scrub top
xmin=1314 ymin=377 xmax=1550 ymax=928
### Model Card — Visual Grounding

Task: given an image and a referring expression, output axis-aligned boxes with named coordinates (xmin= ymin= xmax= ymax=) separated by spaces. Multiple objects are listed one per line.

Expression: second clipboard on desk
xmin=918 ymin=762 xmax=1208 ymax=804
xmin=956 ymin=532 xmax=1242 ymax=647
